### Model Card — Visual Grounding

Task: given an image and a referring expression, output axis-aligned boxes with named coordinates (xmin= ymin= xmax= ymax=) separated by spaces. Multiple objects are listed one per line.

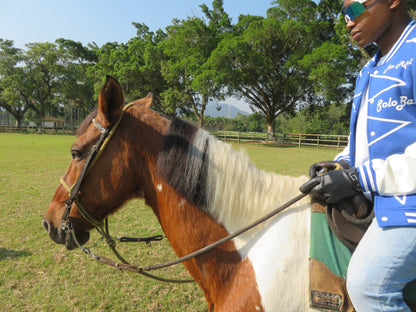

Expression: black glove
xmin=299 ymin=167 xmax=362 ymax=204
xmin=309 ymin=160 xmax=350 ymax=178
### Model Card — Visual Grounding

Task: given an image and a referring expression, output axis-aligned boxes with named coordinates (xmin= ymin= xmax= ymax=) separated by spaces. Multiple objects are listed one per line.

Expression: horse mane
xmin=156 ymin=117 xmax=308 ymax=239
xmin=156 ymin=118 xmax=209 ymax=208
xmin=76 ymin=109 xmax=97 ymax=137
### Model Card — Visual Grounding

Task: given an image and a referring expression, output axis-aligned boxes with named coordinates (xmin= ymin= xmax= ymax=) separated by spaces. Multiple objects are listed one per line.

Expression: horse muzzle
xmin=42 ymin=216 xmax=90 ymax=250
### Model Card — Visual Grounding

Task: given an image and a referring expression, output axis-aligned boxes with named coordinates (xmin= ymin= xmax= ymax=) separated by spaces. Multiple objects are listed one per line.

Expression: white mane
xmin=193 ymin=129 xmax=309 ymax=246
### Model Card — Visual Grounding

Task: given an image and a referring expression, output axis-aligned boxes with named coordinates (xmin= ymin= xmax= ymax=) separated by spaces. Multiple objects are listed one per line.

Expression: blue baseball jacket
xmin=335 ymin=20 xmax=416 ymax=227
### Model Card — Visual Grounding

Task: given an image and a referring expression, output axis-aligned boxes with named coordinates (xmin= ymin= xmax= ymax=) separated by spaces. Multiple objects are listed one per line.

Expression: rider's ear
xmin=98 ymin=75 xmax=124 ymax=126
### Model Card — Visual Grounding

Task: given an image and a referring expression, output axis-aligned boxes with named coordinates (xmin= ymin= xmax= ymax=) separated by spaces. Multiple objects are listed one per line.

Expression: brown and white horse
xmin=43 ymin=76 xmax=312 ymax=311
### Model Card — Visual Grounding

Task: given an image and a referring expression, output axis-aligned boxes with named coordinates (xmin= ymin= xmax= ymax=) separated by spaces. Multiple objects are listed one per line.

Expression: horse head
xmin=42 ymin=76 xmax=157 ymax=250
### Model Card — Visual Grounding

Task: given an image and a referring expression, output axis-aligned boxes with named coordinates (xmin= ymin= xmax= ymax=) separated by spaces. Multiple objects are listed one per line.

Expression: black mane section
xmin=156 ymin=118 xmax=209 ymax=209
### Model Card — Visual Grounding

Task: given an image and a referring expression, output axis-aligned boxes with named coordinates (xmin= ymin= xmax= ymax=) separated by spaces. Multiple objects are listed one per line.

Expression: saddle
xmin=310 ymin=195 xmax=416 ymax=312
xmin=325 ymin=194 xmax=373 ymax=251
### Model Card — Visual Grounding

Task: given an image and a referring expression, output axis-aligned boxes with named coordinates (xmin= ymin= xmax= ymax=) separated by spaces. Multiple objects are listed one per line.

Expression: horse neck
xmin=122 ymin=106 xmax=170 ymax=208
xmin=148 ymin=123 xmax=309 ymax=307
xmin=149 ymin=120 xmax=309 ymax=251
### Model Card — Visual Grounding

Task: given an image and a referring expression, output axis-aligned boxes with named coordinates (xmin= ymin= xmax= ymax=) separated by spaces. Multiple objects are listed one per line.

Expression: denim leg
xmin=346 ymin=218 xmax=416 ymax=312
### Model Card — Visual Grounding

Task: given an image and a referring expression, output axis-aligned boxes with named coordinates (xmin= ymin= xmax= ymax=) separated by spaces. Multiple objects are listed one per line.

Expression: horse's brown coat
xmin=43 ymin=76 xmax=264 ymax=311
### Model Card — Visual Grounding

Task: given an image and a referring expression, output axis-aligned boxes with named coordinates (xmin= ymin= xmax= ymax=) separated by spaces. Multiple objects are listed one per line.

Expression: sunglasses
xmin=342 ymin=0 xmax=383 ymax=23
xmin=342 ymin=0 xmax=368 ymax=23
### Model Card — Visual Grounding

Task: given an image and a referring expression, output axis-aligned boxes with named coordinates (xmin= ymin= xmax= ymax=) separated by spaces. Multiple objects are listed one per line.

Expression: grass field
xmin=0 ymin=133 xmax=338 ymax=311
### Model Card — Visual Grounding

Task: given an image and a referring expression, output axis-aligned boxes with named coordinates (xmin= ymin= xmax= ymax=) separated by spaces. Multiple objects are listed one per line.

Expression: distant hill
xmin=205 ymin=102 xmax=250 ymax=118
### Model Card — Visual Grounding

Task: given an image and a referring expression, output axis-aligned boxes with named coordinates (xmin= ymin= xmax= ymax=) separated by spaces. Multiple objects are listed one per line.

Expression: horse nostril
xmin=42 ymin=219 xmax=50 ymax=233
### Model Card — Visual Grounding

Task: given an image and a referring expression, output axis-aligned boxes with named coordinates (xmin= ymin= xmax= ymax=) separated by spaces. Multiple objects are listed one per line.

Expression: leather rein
xmin=60 ymin=102 xmax=307 ymax=283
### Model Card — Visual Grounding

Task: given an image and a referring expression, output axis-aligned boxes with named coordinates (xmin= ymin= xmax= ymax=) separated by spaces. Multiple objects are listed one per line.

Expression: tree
xmin=247 ymin=113 xmax=266 ymax=132
xmin=55 ymin=39 xmax=98 ymax=127
xmin=0 ymin=40 xmax=64 ymax=128
xmin=0 ymin=40 xmax=30 ymax=126
xmin=161 ymin=17 xmax=218 ymax=125
xmin=23 ymin=42 xmax=64 ymax=128
xmin=160 ymin=0 xmax=231 ymax=125
xmin=207 ymin=0 xmax=324 ymax=137
xmin=90 ymin=23 xmax=167 ymax=111
xmin=200 ymin=0 xmax=233 ymax=39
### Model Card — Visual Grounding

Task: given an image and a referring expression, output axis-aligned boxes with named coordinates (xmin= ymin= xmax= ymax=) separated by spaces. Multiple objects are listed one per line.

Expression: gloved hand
xmin=308 ymin=159 xmax=350 ymax=178
xmin=299 ymin=167 xmax=362 ymax=204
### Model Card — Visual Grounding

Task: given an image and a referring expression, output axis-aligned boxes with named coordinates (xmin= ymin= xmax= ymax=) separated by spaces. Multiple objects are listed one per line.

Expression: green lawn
xmin=0 ymin=133 xmax=338 ymax=311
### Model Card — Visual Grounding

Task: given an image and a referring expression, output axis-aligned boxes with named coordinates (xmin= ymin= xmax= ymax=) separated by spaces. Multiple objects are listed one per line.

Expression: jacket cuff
xmin=356 ymin=162 xmax=378 ymax=194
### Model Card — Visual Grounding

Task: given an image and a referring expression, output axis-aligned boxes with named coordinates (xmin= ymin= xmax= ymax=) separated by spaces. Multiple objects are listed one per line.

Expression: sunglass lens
xmin=342 ymin=2 xmax=366 ymax=22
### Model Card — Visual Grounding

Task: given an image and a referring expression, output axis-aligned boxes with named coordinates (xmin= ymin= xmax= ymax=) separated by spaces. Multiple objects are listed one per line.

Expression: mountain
xmin=204 ymin=102 xmax=250 ymax=118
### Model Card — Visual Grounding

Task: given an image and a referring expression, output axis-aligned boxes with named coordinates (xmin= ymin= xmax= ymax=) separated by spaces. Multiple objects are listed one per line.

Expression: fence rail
xmin=211 ymin=131 xmax=348 ymax=150
xmin=0 ymin=126 xmax=348 ymax=150
xmin=0 ymin=125 xmax=75 ymax=134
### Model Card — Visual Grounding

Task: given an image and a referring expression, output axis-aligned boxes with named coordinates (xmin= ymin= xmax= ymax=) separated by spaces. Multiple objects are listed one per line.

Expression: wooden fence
xmin=211 ymin=131 xmax=348 ymax=150
xmin=0 ymin=126 xmax=348 ymax=150
xmin=0 ymin=125 xmax=75 ymax=135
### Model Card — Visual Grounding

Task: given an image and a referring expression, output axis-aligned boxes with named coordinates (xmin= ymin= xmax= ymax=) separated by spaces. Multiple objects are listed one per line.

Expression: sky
xmin=0 ymin=0 xmax=276 ymax=113
xmin=0 ymin=0 xmax=274 ymax=48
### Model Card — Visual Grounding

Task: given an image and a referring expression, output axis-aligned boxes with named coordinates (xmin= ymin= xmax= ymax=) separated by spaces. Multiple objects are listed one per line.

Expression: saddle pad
xmin=310 ymin=211 xmax=352 ymax=279
xmin=310 ymin=211 xmax=353 ymax=311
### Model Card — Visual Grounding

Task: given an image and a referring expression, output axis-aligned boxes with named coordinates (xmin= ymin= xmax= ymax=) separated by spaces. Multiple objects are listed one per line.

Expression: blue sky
xmin=0 ymin=0 xmax=279 ymax=113
xmin=0 ymin=0 xmax=275 ymax=48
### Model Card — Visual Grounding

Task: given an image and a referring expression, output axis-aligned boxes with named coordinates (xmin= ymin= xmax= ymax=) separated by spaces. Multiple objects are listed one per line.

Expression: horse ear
xmin=98 ymin=75 xmax=124 ymax=126
xmin=128 ymin=93 xmax=153 ymax=108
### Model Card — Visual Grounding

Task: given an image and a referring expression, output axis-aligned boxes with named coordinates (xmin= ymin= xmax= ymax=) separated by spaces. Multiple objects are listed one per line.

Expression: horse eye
xmin=71 ymin=150 xmax=82 ymax=160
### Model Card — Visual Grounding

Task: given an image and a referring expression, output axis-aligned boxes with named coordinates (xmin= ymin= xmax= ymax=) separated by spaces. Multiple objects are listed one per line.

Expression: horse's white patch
xmin=193 ymin=128 xmax=313 ymax=311
xmin=156 ymin=184 xmax=163 ymax=192
xmin=247 ymin=205 xmax=311 ymax=311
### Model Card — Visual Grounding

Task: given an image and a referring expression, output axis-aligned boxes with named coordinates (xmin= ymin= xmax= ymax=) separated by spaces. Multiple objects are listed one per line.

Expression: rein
xmin=60 ymin=102 xmax=308 ymax=283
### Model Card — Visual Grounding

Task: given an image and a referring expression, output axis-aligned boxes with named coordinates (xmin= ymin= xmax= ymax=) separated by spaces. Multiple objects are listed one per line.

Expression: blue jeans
xmin=347 ymin=218 xmax=416 ymax=311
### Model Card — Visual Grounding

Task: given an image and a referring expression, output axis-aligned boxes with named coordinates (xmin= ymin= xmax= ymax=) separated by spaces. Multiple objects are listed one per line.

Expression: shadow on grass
xmin=0 ymin=247 xmax=32 ymax=261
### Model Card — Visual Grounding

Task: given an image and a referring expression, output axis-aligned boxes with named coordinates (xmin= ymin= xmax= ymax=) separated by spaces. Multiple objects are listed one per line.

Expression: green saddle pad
xmin=310 ymin=211 xmax=416 ymax=301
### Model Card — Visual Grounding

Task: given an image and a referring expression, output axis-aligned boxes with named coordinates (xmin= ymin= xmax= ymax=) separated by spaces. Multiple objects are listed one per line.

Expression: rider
xmin=300 ymin=0 xmax=416 ymax=311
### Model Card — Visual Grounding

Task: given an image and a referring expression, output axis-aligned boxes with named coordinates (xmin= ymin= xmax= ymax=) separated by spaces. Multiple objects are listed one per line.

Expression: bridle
xmin=59 ymin=102 xmax=195 ymax=283
xmin=60 ymin=118 xmax=110 ymax=230
xmin=60 ymin=102 xmax=133 ymax=230
xmin=58 ymin=101 xmax=308 ymax=283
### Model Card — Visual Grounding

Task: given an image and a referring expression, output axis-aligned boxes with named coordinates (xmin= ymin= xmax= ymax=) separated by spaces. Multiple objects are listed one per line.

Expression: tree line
xmin=190 ymin=101 xmax=348 ymax=135
xmin=1 ymin=0 xmax=415 ymax=136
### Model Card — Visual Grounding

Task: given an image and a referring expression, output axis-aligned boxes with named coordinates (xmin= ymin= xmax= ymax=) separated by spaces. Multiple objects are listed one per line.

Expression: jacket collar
xmin=378 ymin=19 xmax=416 ymax=67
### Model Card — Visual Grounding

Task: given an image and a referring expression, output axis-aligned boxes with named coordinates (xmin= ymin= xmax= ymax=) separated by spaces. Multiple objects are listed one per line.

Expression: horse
xmin=42 ymin=76 xmax=319 ymax=311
